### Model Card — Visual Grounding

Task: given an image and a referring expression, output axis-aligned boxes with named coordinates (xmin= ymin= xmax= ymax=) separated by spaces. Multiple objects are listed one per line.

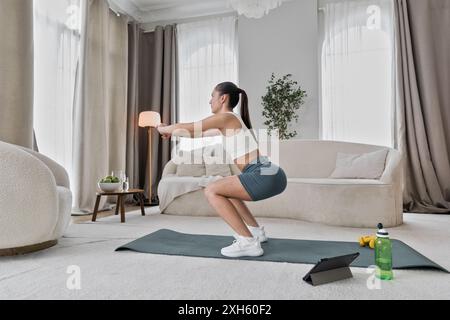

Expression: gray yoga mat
xmin=116 ymin=229 xmax=448 ymax=272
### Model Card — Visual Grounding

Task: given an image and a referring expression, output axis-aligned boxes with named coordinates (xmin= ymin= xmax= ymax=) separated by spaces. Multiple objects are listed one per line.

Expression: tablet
xmin=303 ymin=252 xmax=360 ymax=286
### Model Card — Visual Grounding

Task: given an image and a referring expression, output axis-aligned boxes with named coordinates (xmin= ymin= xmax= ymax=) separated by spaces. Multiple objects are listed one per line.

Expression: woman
xmin=157 ymin=82 xmax=287 ymax=258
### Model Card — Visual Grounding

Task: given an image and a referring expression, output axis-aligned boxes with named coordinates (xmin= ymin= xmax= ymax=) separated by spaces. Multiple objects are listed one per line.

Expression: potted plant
xmin=261 ymin=73 xmax=307 ymax=140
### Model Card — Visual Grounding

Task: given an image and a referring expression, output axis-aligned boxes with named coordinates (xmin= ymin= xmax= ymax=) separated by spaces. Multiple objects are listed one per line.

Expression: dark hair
xmin=215 ymin=82 xmax=252 ymax=129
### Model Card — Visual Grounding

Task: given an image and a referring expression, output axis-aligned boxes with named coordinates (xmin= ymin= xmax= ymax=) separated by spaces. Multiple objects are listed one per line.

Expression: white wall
xmin=238 ymin=0 xmax=319 ymax=139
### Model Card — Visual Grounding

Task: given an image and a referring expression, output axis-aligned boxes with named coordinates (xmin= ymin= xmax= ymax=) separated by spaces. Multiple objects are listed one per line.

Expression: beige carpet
xmin=0 ymin=208 xmax=449 ymax=300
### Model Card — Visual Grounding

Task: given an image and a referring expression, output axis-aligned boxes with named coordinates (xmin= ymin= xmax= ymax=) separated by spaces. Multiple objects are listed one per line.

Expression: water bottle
xmin=375 ymin=223 xmax=394 ymax=280
xmin=123 ymin=177 xmax=129 ymax=192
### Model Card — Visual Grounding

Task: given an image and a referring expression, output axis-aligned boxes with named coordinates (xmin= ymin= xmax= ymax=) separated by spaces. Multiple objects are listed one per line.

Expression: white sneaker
xmin=221 ymin=236 xmax=264 ymax=258
xmin=233 ymin=226 xmax=268 ymax=243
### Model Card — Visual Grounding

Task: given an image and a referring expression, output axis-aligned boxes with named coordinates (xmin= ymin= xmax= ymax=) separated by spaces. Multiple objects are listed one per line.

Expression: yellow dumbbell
xmin=369 ymin=238 xmax=375 ymax=249
xmin=358 ymin=235 xmax=376 ymax=249
xmin=359 ymin=236 xmax=366 ymax=247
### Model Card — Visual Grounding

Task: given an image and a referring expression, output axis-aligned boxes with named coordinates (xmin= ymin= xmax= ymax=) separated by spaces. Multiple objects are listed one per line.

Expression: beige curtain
xmin=72 ymin=0 xmax=128 ymax=213
xmin=0 ymin=0 xmax=33 ymax=148
xmin=394 ymin=0 xmax=450 ymax=213
xmin=125 ymin=23 xmax=141 ymax=203
xmin=126 ymin=25 xmax=177 ymax=203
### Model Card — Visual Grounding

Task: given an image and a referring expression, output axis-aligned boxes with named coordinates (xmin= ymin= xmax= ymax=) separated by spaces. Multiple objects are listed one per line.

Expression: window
xmin=177 ymin=16 xmax=239 ymax=151
xmin=33 ymin=0 xmax=81 ymax=185
xmin=319 ymin=0 xmax=395 ymax=147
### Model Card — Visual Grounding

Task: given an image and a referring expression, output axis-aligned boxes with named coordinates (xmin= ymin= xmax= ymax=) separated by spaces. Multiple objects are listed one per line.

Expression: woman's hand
xmin=157 ymin=123 xmax=171 ymax=140
xmin=161 ymin=133 xmax=171 ymax=140
xmin=156 ymin=123 xmax=168 ymax=133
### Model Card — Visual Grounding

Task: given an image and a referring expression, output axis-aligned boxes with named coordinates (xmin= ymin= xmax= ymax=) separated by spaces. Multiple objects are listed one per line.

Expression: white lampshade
xmin=139 ymin=111 xmax=161 ymax=128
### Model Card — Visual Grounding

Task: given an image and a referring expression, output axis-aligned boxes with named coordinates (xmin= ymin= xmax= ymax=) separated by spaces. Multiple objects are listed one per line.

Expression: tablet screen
xmin=306 ymin=252 xmax=360 ymax=275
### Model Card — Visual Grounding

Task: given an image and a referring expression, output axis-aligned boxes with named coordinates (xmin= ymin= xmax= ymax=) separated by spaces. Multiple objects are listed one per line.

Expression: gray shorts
xmin=238 ymin=156 xmax=287 ymax=201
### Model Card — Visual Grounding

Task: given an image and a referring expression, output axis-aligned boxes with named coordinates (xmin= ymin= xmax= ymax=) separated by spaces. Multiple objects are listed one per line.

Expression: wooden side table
xmin=92 ymin=189 xmax=146 ymax=223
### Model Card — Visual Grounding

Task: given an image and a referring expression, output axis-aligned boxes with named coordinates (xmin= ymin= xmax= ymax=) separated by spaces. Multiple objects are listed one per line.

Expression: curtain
xmin=394 ymin=0 xmax=450 ymax=213
xmin=72 ymin=0 xmax=128 ymax=213
xmin=136 ymin=25 xmax=178 ymax=202
xmin=319 ymin=0 xmax=396 ymax=147
xmin=33 ymin=0 xmax=81 ymax=186
xmin=125 ymin=22 xmax=141 ymax=203
xmin=0 ymin=0 xmax=34 ymax=148
xmin=177 ymin=15 xmax=239 ymax=151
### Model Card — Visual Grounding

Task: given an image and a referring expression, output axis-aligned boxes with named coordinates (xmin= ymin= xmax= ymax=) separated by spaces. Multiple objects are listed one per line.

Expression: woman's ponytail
xmin=239 ymin=89 xmax=252 ymax=129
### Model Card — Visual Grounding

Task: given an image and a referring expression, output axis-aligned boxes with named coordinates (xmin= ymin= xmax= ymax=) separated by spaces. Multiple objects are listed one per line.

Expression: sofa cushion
xmin=288 ymin=178 xmax=386 ymax=185
xmin=201 ymin=144 xmax=232 ymax=177
xmin=176 ymin=164 xmax=206 ymax=177
xmin=173 ymin=147 xmax=208 ymax=177
xmin=205 ymin=164 xmax=231 ymax=177
xmin=329 ymin=149 xmax=388 ymax=179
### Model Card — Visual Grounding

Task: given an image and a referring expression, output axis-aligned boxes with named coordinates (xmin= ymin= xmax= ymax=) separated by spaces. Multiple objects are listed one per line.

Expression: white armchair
xmin=0 ymin=141 xmax=72 ymax=255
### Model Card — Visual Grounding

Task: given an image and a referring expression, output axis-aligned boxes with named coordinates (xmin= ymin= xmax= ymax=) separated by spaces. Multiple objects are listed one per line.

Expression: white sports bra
xmin=222 ymin=112 xmax=259 ymax=160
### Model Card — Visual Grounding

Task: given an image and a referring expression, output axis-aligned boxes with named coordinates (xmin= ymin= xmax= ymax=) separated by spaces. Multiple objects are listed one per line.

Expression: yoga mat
xmin=116 ymin=229 xmax=448 ymax=272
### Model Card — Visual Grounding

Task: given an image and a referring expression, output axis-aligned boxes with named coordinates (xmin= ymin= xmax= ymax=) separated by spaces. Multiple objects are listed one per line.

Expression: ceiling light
xmin=229 ymin=0 xmax=288 ymax=19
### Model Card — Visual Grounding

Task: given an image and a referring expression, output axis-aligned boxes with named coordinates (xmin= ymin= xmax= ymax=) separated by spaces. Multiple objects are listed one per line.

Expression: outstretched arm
xmin=157 ymin=114 xmax=228 ymax=138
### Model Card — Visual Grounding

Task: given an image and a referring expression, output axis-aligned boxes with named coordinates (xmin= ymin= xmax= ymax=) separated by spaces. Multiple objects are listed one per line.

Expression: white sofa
xmin=158 ymin=140 xmax=403 ymax=228
xmin=0 ymin=141 xmax=72 ymax=255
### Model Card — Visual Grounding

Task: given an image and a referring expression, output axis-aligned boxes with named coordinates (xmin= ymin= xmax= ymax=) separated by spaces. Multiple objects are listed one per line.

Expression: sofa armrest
xmin=380 ymin=149 xmax=403 ymax=184
xmin=18 ymin=146 xmax=70 ymax=189
xmin=162 ymin=160 xmax=178 ymax=177
xmin=0 ymin=141 xmax=59 ymax=248
xmin=380 ymin=149 xmax=404 ymax=225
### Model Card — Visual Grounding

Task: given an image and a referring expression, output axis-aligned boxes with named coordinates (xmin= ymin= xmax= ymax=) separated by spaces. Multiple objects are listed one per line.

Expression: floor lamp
xmin=139 ymin=111 xmax=161 ymax=206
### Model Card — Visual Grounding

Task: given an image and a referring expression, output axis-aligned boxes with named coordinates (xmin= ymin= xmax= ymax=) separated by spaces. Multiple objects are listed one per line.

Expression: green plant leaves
xmin=261 ymin=73 xmax=307 ymax=140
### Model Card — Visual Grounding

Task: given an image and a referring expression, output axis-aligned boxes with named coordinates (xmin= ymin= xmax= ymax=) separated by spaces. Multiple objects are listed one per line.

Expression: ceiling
xmin=130 ymin=0 xmax=213 ymax=12
xmin=109 ymin=0 xmax=234 ymax=24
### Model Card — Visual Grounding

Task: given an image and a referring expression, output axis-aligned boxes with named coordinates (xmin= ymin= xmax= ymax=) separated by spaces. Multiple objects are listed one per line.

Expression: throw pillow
xmin=329 ymin=149 xmax=388 ymax=179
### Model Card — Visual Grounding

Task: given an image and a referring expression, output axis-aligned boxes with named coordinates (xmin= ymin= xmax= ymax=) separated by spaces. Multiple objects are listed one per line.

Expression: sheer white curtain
xmin=33 ymin=0 xmax=81 ymax=186
xmin=177 ymin=15 xmax=239 ymax=151
xmin=319 ymin=0 xmax=395 ymax=147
